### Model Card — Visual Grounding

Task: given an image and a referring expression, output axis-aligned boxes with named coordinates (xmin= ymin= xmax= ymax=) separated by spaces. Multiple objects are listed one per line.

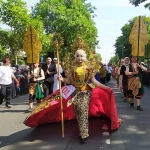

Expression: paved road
xmin=110 ymin=78 xmax=150 ymax=150
xmin=0 ymin=91 xmax=111 ymax=150
xmin=1 ymin=78 xmax=150 ymax=150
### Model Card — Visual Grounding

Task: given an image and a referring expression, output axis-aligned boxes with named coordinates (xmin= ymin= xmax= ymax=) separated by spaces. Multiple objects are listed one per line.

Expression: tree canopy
xmin=130 ymin=0 xmax=150 ymax=10
xmin=129 ymin=0 xmax=147 ymax=6
xmin=114 ymin=16 xmax=150 ymax=61
xmin=0 ymin=0 xmax=99 ymax=64
xmin=109 ymin=55 xmax=120 ymax=66
xmin=0 ymin=0 xmax=47 ymax=64
xmin=31 ymin=0 xmax=99 ymax=58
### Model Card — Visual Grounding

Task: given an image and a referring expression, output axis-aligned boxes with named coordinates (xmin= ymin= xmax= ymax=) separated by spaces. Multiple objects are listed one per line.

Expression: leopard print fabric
xmin=72 ymin=90 xmax=91 ymax=139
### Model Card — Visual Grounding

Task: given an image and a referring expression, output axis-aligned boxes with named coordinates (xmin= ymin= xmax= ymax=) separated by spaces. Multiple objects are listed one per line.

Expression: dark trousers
xmin=128 ymin=89 xmax=141 ymax=99
xmin=15 ymin=87 xmax=20 ymax=96
xmin=106 ymin=73 xmax=111 ymax=82
xmin=101 ymin=77 xmax=106 ymax=84
xmin=0 ymin=84 xmax=12 ymax=105
xmin=43 ymin=81 xmax=54 ymax=97
xmin=28 ymin=94 xmax=41 ymax=103
xmin=122 ymin=82 xmax=128 ymax=98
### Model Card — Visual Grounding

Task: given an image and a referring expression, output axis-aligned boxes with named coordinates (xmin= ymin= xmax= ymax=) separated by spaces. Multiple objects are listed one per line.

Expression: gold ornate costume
xmin=63 ymin=37 xmax=99 ymax=90
xmin=62 ymin=35 xmax=100 ymax=139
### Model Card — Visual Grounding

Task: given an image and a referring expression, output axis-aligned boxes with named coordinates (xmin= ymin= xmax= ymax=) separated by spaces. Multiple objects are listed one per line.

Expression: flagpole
xmin=137 ymin=16 xmax=141 ymax=62
xmin=52 ymin=33 xmax=64 ymax=138
xmin=29 ymin=25 xmax=34 ymax=75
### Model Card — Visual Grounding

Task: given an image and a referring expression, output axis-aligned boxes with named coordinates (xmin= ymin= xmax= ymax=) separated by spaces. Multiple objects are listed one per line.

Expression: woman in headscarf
xmin=117 ymin=59 xmax=124 ymax=95
xmin=120 ymin=57 xmax=130 ymax=102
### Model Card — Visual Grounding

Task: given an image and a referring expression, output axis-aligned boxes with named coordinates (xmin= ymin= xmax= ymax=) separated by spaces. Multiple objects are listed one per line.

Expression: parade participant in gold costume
xmin=24 ymin=36 xmax=121 ymax=144
xmin=58 ymin=46 xmax=110 ymax=143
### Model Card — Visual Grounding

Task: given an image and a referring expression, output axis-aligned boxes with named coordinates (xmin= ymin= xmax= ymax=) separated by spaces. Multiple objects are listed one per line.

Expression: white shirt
xmin=53 ymin=64 xmax=63 ymax=92
xmin=28 ymin=68 xmax=45 ymax=80
xmin=56 ymin=64 xmax=63 ymax=75
xmin=0 ymin=66 xmax=13 ymax=85
xmin=106 ymin=66 xmax=112 ymax=73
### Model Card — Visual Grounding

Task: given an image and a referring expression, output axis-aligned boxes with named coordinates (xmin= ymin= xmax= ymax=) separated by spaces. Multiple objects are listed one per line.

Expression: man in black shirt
xmin=42 ymin=57 xmax=57 ymax=97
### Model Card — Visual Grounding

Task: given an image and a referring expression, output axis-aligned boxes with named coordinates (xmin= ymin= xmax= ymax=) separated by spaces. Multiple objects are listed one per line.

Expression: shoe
xmin=124 ymin=99 xmax=127 ymax=102
xmin=26 ymin=107 xmax=33 ymax=112
xmin=130 ymin=103 xmax=134 ymax=107
xmin=137 ymin=106 xmax=143 ymax=111
xmin=79 ymin=136 xmax=87 ymax=143
xmin=81 ymin=138 xmax=87 ymax=143
xmin=6 ymin=104 xmax=11 ymax=108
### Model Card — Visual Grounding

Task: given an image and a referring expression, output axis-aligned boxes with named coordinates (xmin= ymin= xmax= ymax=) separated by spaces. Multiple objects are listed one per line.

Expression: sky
xmin=1 ymin=0 xmax=150 ymax=63
xmin=88 ymin=0 xmax=150 ymax=63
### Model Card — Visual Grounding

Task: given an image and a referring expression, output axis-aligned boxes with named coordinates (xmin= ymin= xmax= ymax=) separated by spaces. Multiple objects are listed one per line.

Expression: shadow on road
xmin=0 ymin=118 xmax=110 ymax=150
xmin=109 ymin=78 xmax=150 ymax=150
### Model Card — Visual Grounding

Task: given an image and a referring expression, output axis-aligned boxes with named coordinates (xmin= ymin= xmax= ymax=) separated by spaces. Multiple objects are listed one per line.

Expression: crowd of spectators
xmin=11 ymin=65 xmax=29 ymax=98
xmin=1 ymin=60 xmax=150 ymax=100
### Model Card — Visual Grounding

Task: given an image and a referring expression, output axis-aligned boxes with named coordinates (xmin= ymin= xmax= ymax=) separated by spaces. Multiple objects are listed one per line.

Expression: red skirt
xmin=24 ymin=87 xmax=119 ymax=131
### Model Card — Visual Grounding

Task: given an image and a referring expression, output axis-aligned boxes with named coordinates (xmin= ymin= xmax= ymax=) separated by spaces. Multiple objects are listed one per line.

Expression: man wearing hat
xmin=53 ymin=58 xmax=63 ymax=92
xmin=0 ymin=58 xmax=19 ymax=108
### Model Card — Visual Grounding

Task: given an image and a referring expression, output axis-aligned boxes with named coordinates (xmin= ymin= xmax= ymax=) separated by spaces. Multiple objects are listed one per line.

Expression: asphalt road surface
xmin=0 ymin=78 xmax=150 ymax=150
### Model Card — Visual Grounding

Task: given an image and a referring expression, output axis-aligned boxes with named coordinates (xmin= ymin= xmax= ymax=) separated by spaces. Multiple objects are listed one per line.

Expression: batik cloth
xmin=71 ymin=90 xmax=91 ymax=139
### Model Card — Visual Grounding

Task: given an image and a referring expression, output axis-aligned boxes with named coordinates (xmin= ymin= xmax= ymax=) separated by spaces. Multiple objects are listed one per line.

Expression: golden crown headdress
xmin=71 ymin=35 xmax=89 ymax=54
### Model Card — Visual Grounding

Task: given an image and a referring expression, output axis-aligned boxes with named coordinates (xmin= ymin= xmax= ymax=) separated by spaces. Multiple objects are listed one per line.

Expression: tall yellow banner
xmin=129 ymin=16 xmax=149 ymax=56
xmin=23 ymin=25 xmax=42 ymax=63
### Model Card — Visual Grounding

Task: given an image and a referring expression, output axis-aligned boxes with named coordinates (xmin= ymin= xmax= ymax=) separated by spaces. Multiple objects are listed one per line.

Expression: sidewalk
xmin=110 ymin=78 xmax=150 ymax=150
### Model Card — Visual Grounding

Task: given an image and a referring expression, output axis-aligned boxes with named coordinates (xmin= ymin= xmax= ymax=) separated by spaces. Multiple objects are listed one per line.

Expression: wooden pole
xmin=56 ymin=44 xmax=64 ymax=138
xmin=52 ymin=33 xmax=64 ymax=137
xmin=137 ymin=16 xmax=141 ymax=62
xmin=29 ymin=25 xmax=34 ymax=74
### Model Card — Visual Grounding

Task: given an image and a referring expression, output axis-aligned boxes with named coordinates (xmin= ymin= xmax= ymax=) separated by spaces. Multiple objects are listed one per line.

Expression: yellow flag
xmin=23 ymin=25 xmax=42 ymax=63
xmin=129 ymin=16 xmax=149 ymax=56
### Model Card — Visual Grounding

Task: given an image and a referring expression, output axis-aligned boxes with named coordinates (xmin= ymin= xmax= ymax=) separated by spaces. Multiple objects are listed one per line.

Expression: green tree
xmin=0 ymin=0 xmax=30 ymax=64
xmin=0 ymin=0 xmax=49 ymax=64
xmin=96 ymin=53 xmax=102 ymax=61
xmin=31 ymin=0 xmax=98 ymax=58
xmin=0 ymin=45 xmax=6 ymax=61
xmin=129 ymin=0 xmax=150 ymax=10
xmin=109 ymin=54 xmax=120 ymax=66
xmin=114 ymin=16 xmax=150 ymax=60
xmin=129 ymin=0 xmax=147 ymax=6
